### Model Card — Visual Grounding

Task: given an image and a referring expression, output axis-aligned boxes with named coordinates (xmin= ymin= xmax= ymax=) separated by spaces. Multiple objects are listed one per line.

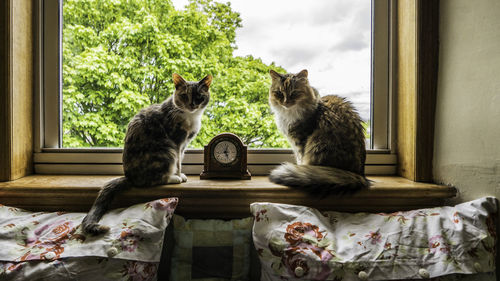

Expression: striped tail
xmin=82 ymin=177 xmax=131 ymax=235
xmin=269 ymin=162 xmax=369 ymax=197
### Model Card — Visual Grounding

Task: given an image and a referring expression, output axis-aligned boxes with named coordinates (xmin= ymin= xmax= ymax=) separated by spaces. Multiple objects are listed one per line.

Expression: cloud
xmin=172 ymin=0 xmax=372 ymax=120
xmin=308 ymin=1 xmax=355 ymax=26
xmin=329 ymin=33 xmax=369 ymax=52
xmin=269 ymin=46 xmax=320 ymax=69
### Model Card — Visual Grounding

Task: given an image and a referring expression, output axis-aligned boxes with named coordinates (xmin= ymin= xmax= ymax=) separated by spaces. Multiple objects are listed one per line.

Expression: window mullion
xmin=371 ymin=0 xmax=390 ymax=150
xmin=43 ymin=0 xmax=62 ymax=148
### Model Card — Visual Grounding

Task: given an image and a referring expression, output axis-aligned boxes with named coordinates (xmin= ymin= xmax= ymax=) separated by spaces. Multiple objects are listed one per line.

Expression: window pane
xmin=62 ymin=0 xmax=371 ymax=148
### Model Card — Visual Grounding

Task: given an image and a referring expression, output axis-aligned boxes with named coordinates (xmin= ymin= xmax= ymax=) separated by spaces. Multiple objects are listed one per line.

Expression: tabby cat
xmin=82 ymin=73 xmax=212 ymax=235
xmin=268 ymin=69 xmax=369 ymax=196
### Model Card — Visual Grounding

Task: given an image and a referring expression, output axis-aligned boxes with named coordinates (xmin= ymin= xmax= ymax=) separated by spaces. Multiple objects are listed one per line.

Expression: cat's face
xmin=172 ymin=73 xmax=212 ymax=113
xmin=268 ymin=69 xmax=316 ymax=109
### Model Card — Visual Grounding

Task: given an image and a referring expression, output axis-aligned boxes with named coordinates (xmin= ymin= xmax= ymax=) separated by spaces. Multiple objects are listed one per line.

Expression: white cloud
xmin=171 ymin=0 xmax=372 ymax=120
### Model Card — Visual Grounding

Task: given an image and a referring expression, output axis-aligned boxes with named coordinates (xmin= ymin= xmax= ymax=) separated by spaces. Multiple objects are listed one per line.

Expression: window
xmin=35 ymin=0 xmax=395 ymax=175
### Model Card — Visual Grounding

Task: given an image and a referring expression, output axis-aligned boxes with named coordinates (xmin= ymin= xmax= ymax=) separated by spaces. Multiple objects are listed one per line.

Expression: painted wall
xmin=434 ymin=0 xmax=500 ymax=203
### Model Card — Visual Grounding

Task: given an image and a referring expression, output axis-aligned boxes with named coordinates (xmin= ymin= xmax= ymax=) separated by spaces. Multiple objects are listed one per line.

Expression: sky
xmin=171 ymin=0 xmax=372 ymax=121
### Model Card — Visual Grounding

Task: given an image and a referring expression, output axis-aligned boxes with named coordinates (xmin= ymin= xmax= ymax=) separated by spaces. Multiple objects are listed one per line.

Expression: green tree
xmin=63 ymin=0 xmax=288 ymax=148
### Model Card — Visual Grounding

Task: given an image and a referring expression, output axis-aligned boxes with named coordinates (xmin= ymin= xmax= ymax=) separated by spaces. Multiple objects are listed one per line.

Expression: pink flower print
xmin=119 ymin=230 xmax=143 ymax=252
xmin=15 ymin=250 xmax=40 ymax=262
xmin=428 ymin=235 xmax=450 ymax=254
xmin=282 ymin=249 xmax=310 ymax=278
xmin=149 ymin=198 xmax=178 ymax=212
xmin=122 ymin=261 xmax=157 ymax=281
xmin=366 ymin=231 xmax=382 ymax=245
xmin=41 ymin=244 xmax=65 ymax=260
xmin=283 ymin=242 xmax=335 ymax=279
xmin=2 ymin=262 xmax=24 ymax=272
xmin=255 ymin=209 xmax=268 ymax=222
xmin=284 ymin=222 xmax=324 ymax=246
xmin=49 ymin=221 xmax=74 ymax=243
xmin=279 ymin=222 xmax=336 ymax=279
xmin=24 ymin=220 xmax=75 ymax=257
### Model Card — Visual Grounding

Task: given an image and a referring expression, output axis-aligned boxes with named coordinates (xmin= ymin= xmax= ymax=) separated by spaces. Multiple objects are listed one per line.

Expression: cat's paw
xmin=83 ymin=223 xmax=110 ymax=235
xmin=180 ymin=173 xmax=188 ymax=182
xmin=167 ymin=175 xmax=182 ymax=184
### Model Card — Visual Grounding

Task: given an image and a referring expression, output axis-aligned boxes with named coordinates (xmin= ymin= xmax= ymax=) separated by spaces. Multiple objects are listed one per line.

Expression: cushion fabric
xmin=0 ymin=198 xmax=178 ymax=281
xmin=251 ymin=197 xmax=497 ymax=281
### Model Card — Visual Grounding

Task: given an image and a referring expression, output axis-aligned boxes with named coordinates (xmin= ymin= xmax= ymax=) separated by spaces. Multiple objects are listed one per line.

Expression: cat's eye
xmin=274 ymin=91 xmax=284 ymax=98
xmin=180 ymin=94 xmax=189 ymax=101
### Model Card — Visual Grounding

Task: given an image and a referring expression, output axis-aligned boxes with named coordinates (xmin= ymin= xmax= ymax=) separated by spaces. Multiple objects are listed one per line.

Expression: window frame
xmin=34 ymin=0 xmax=397 ymax=176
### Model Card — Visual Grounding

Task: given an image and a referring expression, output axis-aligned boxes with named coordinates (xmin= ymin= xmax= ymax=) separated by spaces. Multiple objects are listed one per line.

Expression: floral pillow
xmin=0 ymin=198 xmax=178 ymax=281
xmin=169 ymin=215 xmax=254 ymax=281
xmin=251 ymin=197 xmax=497 ymax=281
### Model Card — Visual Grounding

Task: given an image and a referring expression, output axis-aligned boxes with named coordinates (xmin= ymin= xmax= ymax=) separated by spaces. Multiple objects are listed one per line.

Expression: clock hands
xmin=214 ymin=141 xmax=236 ymax=164
xmin=223 ymin=144 xmax=229 ymax=160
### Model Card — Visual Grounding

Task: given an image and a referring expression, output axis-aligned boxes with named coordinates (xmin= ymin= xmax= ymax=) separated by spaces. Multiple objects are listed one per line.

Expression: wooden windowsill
xmin=0 ymin=175 xmax=456 ymax=218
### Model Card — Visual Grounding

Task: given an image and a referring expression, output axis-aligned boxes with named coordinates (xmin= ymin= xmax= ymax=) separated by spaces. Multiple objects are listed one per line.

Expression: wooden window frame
xmin=0 ymin=0 xmax=34 ymax=181
xmin=396 ymin=0 xmax=439 ymax=182
xmin=1 ymin=0 xmax=439 ymax=184
xmin=31 ymin=0 xmax=397 ymax=176
xmin=0 ymin=1 xmax=451 ymax=216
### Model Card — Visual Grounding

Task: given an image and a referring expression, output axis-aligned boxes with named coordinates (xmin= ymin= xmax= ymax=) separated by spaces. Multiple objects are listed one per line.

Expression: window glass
xmin=62 ymin=0 xmax=371 ymax=148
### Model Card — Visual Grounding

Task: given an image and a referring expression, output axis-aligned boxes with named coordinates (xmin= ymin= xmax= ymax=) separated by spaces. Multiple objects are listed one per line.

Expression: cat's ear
xmin=269 ymin=69 xmax=283 ymax=81
xmin=172 ymin=73 xmax=187 ymax=89
xmin=296 ymin=69 xmax=308 ymax=79
xmin=199 ymin=74 xmax=212 ymax=88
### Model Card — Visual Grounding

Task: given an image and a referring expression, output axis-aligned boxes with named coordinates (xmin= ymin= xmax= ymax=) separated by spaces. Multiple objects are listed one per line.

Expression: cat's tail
xmin=82 ymin=177 xmax=132 ymax=235
xmin=269 ymin=162 xmax=369 ymax=197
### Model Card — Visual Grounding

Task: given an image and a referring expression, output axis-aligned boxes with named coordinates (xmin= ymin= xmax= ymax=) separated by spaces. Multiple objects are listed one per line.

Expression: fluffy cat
xmin=268 ymin=69 xmax=369 ymax=196
xmin=82 ymin=73 xmax=212 ymax=235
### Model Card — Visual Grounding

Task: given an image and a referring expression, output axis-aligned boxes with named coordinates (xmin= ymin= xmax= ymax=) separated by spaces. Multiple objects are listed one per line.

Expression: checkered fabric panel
xmin=169 ymin=215 xmax=253 ymax=281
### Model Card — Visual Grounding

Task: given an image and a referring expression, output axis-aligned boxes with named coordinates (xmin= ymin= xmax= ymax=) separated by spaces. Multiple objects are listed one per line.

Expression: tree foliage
xmin=63 ymin=0 xmax=289 ymax=148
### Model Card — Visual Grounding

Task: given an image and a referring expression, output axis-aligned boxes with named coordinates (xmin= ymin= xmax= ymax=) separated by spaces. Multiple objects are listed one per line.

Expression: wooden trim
xmin=0 ymin=175 xmax=457 ymax=218
xmin=33 ymin=163 xmax=397 ymax=176
xmin=34 ymin=152 xmax=396 ymax=164
xmin=0 ymin=0 xmax=34 ymax=181
xmin=0 ymin=0 xmax=12 ymax=180
xmin=415 ymin=0 xmax=439 ymax=181
xmin=396 ymin=0 xmax=439 ymax=181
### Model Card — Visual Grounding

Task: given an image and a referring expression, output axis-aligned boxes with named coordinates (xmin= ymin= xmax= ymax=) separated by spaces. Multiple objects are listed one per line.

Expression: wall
xmin=434 ymin=0 xmax=500 ymax=203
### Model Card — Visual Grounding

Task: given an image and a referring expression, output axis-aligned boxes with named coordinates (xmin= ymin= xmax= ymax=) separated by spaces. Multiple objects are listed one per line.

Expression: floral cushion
xmin=0 ymin=198 xmax=178 ymax=281
xmin=251 ymin=197 xmax=497 ymax=281
xmin=169 ymin=215 xmax=254 ymax=281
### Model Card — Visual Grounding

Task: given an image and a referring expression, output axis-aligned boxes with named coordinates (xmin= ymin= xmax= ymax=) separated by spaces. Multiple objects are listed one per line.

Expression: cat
xmin=268 ymin=69 xmax=369 ymax=197
xmin=82 ymin=73 xmax=212 ymax=235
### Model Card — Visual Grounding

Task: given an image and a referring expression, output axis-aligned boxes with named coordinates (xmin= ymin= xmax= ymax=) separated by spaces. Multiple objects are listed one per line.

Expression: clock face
xmin=213 ymin=140 xmax=238 ymax=164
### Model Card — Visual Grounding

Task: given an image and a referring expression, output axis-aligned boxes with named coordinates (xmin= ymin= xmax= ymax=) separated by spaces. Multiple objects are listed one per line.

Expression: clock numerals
xmin=214 ymin=140 xmax=238 ymax=164
xmin=200 ymin=133 xmax=251 ymax=180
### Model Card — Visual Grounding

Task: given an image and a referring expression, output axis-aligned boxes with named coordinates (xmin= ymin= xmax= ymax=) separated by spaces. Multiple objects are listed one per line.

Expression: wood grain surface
xmin=0 ymin=175 xmax=456 ymax=218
